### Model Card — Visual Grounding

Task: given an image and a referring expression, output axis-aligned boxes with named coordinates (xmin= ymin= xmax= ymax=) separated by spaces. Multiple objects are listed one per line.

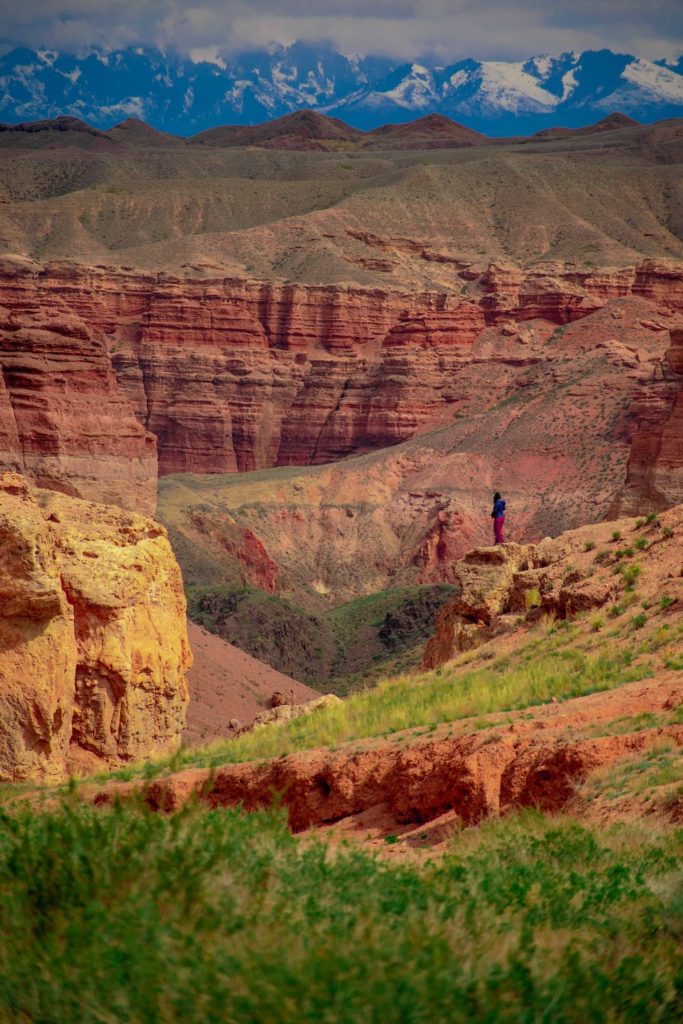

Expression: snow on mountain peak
xmin=36 ymin=50 xmax=58 ymax=66
xmin=477 ymin=61 xmax=560 ymax=111
xmin=622 ymin=58 xmax=683 ymax=103
xmin=384 ymin=65 xmax=438 ymax=109
xmin=0 ymin=44 xmax=680 ymax=134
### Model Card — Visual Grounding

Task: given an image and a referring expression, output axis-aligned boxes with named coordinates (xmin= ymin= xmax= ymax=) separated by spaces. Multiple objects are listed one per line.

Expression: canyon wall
xmin=0 ymin=282 xmax=157 ymax=513
xmin=0 ymin=255 xmax=681 ymax=512
xmin=615 ymin=327 xmax=683 ymax=512
xmin=0 ymin=472 xmax=191 ymax=782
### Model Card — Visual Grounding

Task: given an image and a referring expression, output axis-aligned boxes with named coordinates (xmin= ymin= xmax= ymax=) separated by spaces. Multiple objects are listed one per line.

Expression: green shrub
xmin=622 ymin=564 xmax=642 ymax=590
xmin=659 ymin=596 xmax=676 ymax=611
xmin=583 ymin=540 xmax=596 ymax=552
xmin=611 ymin=530 xmax=622 ymax=542
xmin=0 ymin=803 xmax=680 ymax=1024
xmin=634 ymin=538 xmax=648 ymax=551
xmin=661 ymin=526 xmax=673 ymax=539
xmin=646 ymin=512 xmax=658 ymax=525
xmin=631 ymin=613 xmax=647 ymax=630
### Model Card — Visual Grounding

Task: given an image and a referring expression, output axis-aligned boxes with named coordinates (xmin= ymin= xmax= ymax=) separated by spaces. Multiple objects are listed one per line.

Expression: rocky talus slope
xmin=0 ymin=472 xmax=191 ymax=782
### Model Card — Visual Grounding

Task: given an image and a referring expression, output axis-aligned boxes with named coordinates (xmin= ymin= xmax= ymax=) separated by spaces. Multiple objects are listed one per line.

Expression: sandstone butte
xmin=0 ymin=471 xmax=191 ymax=783
xmin=0 ymin=256 xmax=681 ymax=518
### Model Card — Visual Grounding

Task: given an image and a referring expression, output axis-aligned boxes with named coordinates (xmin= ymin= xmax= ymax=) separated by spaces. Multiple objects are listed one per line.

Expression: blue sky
xmin=1 ymin=0 xmax=681 ymax=60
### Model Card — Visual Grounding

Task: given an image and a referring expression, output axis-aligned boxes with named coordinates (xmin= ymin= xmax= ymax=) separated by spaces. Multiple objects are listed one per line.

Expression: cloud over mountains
xmin=1 ymin=1 xmax=682 ymax=61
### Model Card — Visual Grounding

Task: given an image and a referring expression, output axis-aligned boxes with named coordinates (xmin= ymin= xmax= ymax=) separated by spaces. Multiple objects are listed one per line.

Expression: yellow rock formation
xmin=0 ymin=472 xmax=191 ymax=782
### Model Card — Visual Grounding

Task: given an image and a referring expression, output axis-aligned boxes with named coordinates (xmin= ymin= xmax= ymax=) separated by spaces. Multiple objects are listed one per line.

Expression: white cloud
xmin=0 ymin=1 xmax=681 ymax=61
xmin=188 ymin=46 xmax=227 ymax=68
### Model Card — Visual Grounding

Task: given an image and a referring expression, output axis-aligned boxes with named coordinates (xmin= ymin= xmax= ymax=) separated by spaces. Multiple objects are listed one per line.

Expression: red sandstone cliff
xmin=0 ymin=256 xmax=681 ymax=514
xmin=615 ymin=327 xmax=683 ymax=512
xmin=0 ymin=290 xmax=157 ymax=513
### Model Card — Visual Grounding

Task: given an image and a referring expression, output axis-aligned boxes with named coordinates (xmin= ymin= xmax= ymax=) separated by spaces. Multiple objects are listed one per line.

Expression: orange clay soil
xmin=85 ymin=677 xmax=682 ymax=844
xmin=184 ymin=621 xmax=319 ymax=745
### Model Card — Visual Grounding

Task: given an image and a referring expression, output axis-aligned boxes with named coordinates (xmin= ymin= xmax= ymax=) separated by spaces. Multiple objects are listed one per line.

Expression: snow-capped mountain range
xmin=0 ymin=43 xmax=681 ymax=135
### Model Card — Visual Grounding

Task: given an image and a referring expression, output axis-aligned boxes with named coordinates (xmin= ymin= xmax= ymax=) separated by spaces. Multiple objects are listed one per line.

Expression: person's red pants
xmin=494 ymin=516 xmax=505 ymax=544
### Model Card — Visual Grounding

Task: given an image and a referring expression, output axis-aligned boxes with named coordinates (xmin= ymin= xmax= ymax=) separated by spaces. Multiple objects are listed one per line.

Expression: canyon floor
xmin=1 ymin=113 xmax=682 ymax=1023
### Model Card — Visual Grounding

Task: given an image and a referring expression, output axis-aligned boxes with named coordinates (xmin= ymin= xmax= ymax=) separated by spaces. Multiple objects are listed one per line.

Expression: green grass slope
xmin=1 ymin=801 xmax=681 ymax=1024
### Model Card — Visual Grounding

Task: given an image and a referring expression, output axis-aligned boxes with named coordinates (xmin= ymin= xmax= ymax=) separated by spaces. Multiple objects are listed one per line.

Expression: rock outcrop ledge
xmin=0 ymin=472 xmax=191 ymax=782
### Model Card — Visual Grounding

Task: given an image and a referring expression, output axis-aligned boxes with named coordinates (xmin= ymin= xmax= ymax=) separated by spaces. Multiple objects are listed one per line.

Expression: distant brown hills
xmin=0 ymin=110 xmax=680 ymax=282
xmin=533 ymin=112 xmax=639 ymax=140
xmin=0 ymin=108 xmax=645 ymax=152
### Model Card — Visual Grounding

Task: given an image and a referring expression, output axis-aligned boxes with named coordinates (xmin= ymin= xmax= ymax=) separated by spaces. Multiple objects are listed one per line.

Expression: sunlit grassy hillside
xmin=100 ymin=582 xmax=682 ymax=785
xmin=1 ymin=801 xmax=681 ymax=1024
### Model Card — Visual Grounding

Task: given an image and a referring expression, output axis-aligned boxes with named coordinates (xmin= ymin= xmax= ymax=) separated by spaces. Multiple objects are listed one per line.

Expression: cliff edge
xmin=0 ymin=472 xmax=191 ymax=781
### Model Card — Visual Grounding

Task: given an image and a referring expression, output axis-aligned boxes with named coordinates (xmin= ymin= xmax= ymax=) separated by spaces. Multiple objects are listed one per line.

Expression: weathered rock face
xmin=0 ymin=472 xmax=191 ymax=782
xmin=90 ymin=680 xmax=683 ymax=830
xmin=0 ymin=257 xmax=681 ymax=490
xmin=616 ymin=328 xmax=683 ymax=512
xmin=423 ymin=544 xmax=539 ymax=664
xmin=244 ymin=694 xmax=343 ymax=734
xmin=0 ymin=296 xmax=157 ymax=513
xmin=423 ymin=504 xmax=683 ymax=669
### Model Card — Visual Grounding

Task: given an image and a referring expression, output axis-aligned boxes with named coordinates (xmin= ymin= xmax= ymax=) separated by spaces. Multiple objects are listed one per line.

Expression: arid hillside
xmin=0 ymin=117 xmax=680 ymax=538
xmin=156 ymin=324 xmax=683 ymax=607
xmin=0 ymin=118 xmax=681 ymax=282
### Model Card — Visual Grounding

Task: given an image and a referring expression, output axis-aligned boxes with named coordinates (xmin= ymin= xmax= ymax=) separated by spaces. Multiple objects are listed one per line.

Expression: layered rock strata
xmin=0 ymin=256 xmax=680 ymax=490
xmin=616 ymin=327 xmax=683 ymax=512
xmin=0 ymin=295 xmax=156 ymax=513
xmin=0 ymin=472 xmax=191 ymax=782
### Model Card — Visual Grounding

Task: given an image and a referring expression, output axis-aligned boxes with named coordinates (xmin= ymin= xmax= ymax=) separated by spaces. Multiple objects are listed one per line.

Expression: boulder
xmin=244 ymin=694 xmax=342 ymax=734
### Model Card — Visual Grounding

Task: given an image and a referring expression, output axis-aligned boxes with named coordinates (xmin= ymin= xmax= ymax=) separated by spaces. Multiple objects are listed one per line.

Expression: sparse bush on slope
xmin=187 ymin=583 xmax=455 ymax=693
xmin=0 ymin=802 xmax=681 ymax=1024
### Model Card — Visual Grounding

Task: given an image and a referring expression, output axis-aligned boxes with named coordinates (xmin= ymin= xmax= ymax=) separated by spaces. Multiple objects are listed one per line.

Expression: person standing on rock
xmin=491 ymin=491 xmax=506 ymax=544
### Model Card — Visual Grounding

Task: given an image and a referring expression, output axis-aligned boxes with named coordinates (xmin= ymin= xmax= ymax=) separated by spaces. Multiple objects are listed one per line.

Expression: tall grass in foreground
xmin=0 ymin=801 xmax=680 ymax=1023
xmin=122 ymin=645 xmax=645 ymax=780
